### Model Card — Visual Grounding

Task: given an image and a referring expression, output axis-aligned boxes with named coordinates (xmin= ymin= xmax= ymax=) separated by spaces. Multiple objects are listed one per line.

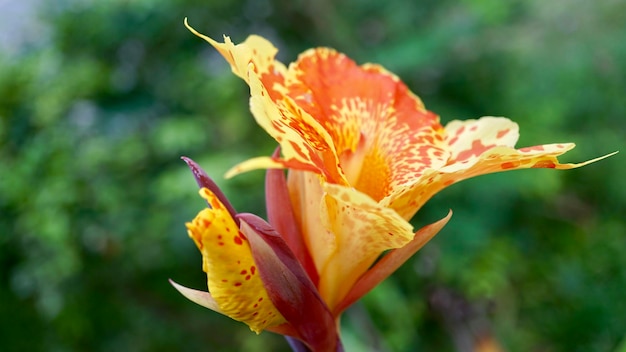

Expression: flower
xmin=173 ymin=19 xmax=615 ymax=351
xmin=173 ymin=157 xmax=339 ymax=351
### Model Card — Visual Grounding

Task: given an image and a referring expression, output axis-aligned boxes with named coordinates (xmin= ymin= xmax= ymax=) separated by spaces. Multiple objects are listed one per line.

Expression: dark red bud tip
xmin=181 ymin=156 xmax=238 ymax=221
xmin=236 ymin=213 xmax=281 ymax=238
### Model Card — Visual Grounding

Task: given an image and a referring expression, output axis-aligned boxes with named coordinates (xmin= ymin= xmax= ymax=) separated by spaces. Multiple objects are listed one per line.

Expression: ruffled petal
xmin=387 ymin=117 xmax=617 ymax=220
xmin=287 ymin=170 xmax=422 ymax=310
xmin=284 ymin=50 xmax=446 ymax=200
xmin=186 ymin=188 xmax=285 ymax=333
xmin=185 ymin=24 xmax=343 ymax=182
xmin=318 ymin=182 xmax=416 ymax=310
xmin=334 ymin=211 xmax=452 ymax=315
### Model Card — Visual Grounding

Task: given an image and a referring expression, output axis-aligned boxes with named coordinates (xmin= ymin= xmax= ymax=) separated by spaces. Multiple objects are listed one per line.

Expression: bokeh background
xmin=1 ymin=0 xmax=625 ymax=351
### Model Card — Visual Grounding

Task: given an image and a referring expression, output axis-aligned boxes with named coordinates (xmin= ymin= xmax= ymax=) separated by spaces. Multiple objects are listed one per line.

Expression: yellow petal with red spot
xmin=187 ymin=23 xmax=345 ymax=182
xmin=184 ymin=19 xmax=285 ymax=85
xmin=444 ymin=117 xmax=519 ymax=166
xmin=287 ymin=169 xmax=414 ymax=310
xmin=245 ymin=62 xmax=343 ymax=182
xmin=186 ymin=188 xmax=286 ymax=333
xmin=386 ymin=116 xmax=616 ymax=220
xmin=319 ymin=182 xmax=415 ymax=310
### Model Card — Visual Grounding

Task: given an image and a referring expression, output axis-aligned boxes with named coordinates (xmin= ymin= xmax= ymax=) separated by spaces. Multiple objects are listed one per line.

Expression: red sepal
xmin=238 ymin=213 xmax=340 ymax=351
xmin=265 ymin=148 xmax=319 ymax=285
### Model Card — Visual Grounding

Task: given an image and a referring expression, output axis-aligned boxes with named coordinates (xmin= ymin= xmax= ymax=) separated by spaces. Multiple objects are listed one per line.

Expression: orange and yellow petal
xmin=444 ymin=117 xmax=519 ymax=166
xmin=387 ymin=119 xmax=615 ymax=220
xmin=184 ymin=25 xmax=343 ymax=182
xmin=284 ymin=49 xmax=446 ymax=199
xmin=287 ymin=171 xmax=335 ymax=274
xmin=184 ymin=19 xmax=286 ymax=88
xmin=245 ymin=64 xmax=344 ymax=182
xmin=288 ymin=170 xmax=416 ymax=310
xmin=289 ymin=169 xmax=417 ymax=311
xmin=186 ymin=188 xmax=285 ymax=333
xmin=334 ymin=210 xmax=453 ymax=315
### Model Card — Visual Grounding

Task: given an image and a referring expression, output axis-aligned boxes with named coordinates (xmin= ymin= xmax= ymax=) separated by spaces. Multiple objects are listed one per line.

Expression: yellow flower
xmin=174 ymin=19 xmax=615 ymax=350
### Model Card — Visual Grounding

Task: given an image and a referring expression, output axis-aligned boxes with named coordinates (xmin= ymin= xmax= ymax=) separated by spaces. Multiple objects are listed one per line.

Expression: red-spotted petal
xmin=319 ymin=182 xmax=416 ymax=310
xmin=184 ymin=19 xmax=285 ymax=88
xmin=185 ymin=24 xmax=342 ymax=182
xmin=284 ymin=50 xmax=446 ymax=200
xmin=334 ymin=210 xmax=452 ymax=315
xmin=186 ymin=188 xmax=285 ymax=333
xmin=241 ymin=64 xmax=342 ymax=181
xmin=386 ymin=117 xmax=617 ymax=220
xmin=444 ymin=117 xmax=519 ymax=166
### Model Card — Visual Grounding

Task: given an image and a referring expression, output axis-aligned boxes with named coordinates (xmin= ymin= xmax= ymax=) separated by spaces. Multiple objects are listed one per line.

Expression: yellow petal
xmin=320 ymin=182 xmax=415 ymax=310
xmin=225 ymin=156 xmax=286 ymax=179
xmin=184 ymin=19 xmax=285 ymax=83
xmin=287 ymin=171 xmax=335 ymax=275
xmin=287 ymin=170 xmax=417 ymax=310
xmin=387 ymin=133 xmax=615 ymax=220
xmin=444 ymin=117 xmax=519 ymax=166
xmin=187 ymin=188 xmax=285 ymax=333
xmin=246 ymin=67 xmax=344 ymax=182
xmin=184 ymin=24 xmax=342 ymax=181
xmin=334 ymin=210 xmax=452 ymax=315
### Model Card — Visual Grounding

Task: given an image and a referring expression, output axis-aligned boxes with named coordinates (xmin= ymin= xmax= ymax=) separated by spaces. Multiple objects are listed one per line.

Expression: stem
xmin=285 ymin=336 xmax=310 ymax=352
xmin=284 ymin=336 xmax=345 ymax=352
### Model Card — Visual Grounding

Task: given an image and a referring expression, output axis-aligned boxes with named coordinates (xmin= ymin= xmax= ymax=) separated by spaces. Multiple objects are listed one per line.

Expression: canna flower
xmin=172 ymin=157 xmax=340 ymax=351
xmin=173 ymin=19 xmax=615 ymax=351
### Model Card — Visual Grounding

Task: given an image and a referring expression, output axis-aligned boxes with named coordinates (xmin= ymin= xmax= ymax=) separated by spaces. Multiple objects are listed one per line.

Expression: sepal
xmin=265 ymin=148 xmax=319 ymax=285
xmin=169 ymin=279 xmax=299 ymax=336
xmin=169 ymin=279 xmax=221 ymax=312
xmin=238 ymin=213 xmax=340 ymax=352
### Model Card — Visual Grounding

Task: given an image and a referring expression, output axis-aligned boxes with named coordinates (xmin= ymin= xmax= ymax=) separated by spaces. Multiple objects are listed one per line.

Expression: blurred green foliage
xmin=1 ymin=0 xmax=624 ymax=351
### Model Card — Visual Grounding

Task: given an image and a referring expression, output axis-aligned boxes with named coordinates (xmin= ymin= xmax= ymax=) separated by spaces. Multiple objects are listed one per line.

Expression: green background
xmin=1 ymin=0 xmax=624 ymax=351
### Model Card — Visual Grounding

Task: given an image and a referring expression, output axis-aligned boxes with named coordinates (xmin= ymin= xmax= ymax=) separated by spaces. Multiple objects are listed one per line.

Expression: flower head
xmin=173 ymin=19 xmax=615 ymax=350
xmin=172 ymin=158 xmax=339 ymax=351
